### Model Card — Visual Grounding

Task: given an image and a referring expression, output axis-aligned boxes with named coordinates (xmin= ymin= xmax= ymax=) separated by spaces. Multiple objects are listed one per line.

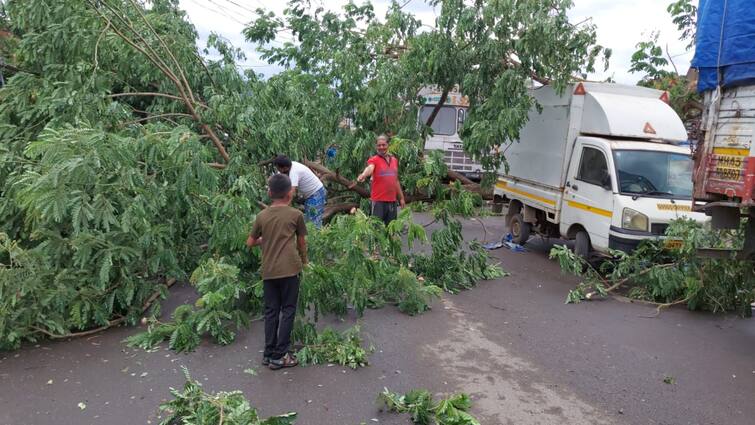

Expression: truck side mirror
xmin=601 ymin=172 xmax=612 ymax=191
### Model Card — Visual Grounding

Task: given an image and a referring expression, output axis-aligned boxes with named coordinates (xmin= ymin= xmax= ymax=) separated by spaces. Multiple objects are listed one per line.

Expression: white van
xmin=494 ymin=82 xmax=707 ymax=256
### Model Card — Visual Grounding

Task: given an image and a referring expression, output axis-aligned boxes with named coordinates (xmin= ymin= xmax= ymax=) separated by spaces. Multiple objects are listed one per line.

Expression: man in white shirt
xmin=274 ymin=155 xmax=327 ymax=228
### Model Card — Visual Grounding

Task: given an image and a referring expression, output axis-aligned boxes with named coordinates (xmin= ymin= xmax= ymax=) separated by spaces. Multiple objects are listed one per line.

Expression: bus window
xmin=419 ymin=105 xmax=457 ymax=135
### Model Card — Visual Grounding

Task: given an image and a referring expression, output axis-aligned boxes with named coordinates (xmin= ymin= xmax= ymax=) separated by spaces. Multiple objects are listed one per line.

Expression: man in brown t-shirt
xmin=247 ymin=174 xmax=308 ymax=370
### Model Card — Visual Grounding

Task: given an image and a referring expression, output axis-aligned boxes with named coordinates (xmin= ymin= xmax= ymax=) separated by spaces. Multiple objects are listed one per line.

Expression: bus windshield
xmin=613 ymin=150 xmax=693 ymax=199
xmin=418 ymin=105 xmax=457 ymax=136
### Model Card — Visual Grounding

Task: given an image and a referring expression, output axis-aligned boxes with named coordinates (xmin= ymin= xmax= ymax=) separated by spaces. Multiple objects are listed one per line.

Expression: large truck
xmin=418 ymin=87 xmax=483 ymax=179
xmin=494 ymin=82 xmax=707 ymax=257
xmin=690 ymin=0 xmax=755 ymax=259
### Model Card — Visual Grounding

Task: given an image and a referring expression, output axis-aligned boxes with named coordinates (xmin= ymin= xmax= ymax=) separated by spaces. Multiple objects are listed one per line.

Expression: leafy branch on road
xmin=551 ymin=219 xmax=754 ymax=316
xmin=378 ymin=387 xmax=480 ymax=425
xmin=159 ymin=367 xmax=297 ymax=425
xmin=127 ymin=209 xmax=503 ymax=365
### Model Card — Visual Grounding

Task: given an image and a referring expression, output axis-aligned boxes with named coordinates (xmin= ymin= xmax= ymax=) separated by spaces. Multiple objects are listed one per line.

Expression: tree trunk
xmin=447 ymin=169 xmax=475 ymax=186
xmin=424 ymin=87 xmax=449 ymax=129
xmin=303 ymin=160 xmax=371 ymax=198
xmin=323 ymin=203 xmax=359 ymax=222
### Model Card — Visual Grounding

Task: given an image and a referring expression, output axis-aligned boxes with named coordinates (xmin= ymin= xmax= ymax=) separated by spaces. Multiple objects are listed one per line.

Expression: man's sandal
xmin=268 ymin=353 xmax=298 ymax=370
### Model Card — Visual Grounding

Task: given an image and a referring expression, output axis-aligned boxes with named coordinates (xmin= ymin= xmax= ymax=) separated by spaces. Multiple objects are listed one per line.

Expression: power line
xmin=206 ymin=0 xmax=252 ymax=25
xmin=399 ymin=0 xmax=414 ymax=10
xmin=186 ymin=0 xmax=247 ymax=26
xmin=217 ymin=0 xmax=263 ymax=15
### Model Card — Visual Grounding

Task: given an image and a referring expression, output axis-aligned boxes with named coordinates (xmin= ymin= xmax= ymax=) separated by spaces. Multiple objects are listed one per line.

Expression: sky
xmin=177 ymin=0 xmax=694 ymax=84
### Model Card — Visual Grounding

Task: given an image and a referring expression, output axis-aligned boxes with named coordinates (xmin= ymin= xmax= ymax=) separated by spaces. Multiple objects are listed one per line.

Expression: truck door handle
xmin=572 ymin=184 xmax=579 ymax=191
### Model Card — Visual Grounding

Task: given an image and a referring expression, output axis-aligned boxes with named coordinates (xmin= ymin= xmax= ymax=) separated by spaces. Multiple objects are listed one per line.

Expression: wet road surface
xmin=1 ymin=214 xmax=754 ymax=425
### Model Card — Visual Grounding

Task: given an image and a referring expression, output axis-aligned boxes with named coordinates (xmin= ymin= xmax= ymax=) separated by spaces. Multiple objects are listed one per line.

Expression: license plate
xmin=664 ymin=238 xmax=683 ymax=250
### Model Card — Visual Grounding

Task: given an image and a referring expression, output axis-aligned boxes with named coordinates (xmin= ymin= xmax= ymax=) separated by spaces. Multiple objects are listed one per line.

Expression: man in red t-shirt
xmin=355 ymin=134 xmax=406 ymax=225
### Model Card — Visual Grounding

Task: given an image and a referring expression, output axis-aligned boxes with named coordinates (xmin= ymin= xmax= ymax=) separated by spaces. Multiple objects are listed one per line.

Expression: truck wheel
xmin=508 ymin=213 xmax=531 ymax=245
xmin=574 ymin=230 xmax=591 ymax=259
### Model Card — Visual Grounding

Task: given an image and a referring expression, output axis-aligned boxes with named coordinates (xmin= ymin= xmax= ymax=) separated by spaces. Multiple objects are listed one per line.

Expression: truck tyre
xmin=509 ymin=213 xmax=531 ymax=245
xmin=574 ymin=230 xmax=591 ymax=259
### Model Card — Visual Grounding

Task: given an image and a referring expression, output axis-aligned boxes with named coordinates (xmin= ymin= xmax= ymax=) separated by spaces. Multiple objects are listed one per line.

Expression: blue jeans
xmin=304 ymin=186 xmax=327 ymax=228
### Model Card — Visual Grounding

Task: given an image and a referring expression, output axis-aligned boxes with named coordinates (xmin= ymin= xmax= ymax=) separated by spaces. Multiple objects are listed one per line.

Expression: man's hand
xmin=356 ymin=173 xmax=366 ymax=183
xmin=246 ymin=235 xmax=262 ymax=248
xmin=399 ymin=197 xmax=406 ymax=208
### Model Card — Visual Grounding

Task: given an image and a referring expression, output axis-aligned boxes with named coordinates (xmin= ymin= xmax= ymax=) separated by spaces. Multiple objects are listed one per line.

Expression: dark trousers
xmin=371 ymin=201 xmax=398 ymax=226
xmin=263 ymin=275 xmax=300 ymax=360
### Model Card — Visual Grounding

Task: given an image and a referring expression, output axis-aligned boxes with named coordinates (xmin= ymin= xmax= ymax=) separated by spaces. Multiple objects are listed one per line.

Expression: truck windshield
xmin=419 ymin=105 xmax=457 ymax=135
xmin=613 ymin=150 xmax=693 ymax=199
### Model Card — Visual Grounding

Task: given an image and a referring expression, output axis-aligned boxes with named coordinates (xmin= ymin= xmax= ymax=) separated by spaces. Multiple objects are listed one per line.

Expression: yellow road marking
xmin=566 ymin=200 xmax=612 ymax=217
xmin=496 ymin=181 xmax=556 ymax=206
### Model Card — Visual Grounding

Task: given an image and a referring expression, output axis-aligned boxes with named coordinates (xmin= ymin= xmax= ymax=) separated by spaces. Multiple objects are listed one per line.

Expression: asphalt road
xmin=1 ymin=214 xmax=754 ymax=425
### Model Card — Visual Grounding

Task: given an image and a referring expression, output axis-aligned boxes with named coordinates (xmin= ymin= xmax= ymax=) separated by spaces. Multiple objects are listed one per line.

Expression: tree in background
xmin=629 ymin=0 xmax=701 ymax=140
xmin=244 ymin=0 xmax=611 ymax=182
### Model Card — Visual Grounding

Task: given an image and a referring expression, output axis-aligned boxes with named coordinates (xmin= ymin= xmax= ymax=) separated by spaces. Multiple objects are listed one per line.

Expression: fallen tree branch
xmin=121 ymin=112 xmax=193 ymax=126
xmin=448 ymin=169 xmax=475 ymax=186
xmin=303 ymin=159 xmax=371 ymax=198
xmin=32 ymin=278 xmax=177 ymax=340
xmin=107 ymin=92 xmax=207 ymax=108
xmin=639 ymin=296 xmax=691 ymax=319
xmin=324 ymin=202 xmax=359 ymax=222
xmin=586 ymin=263 xmax=678 ymax=299
xmin=86 ymin=0 xmax=230 ymax=163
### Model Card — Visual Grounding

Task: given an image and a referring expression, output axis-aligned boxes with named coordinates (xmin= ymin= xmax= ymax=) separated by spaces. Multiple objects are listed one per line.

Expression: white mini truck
xmin=494 ymin=82 xmax=707 ymax=256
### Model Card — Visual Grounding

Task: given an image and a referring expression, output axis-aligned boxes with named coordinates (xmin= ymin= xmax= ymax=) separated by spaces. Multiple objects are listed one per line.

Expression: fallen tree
xmin=0 ymin=0 xmax=607 ymax=350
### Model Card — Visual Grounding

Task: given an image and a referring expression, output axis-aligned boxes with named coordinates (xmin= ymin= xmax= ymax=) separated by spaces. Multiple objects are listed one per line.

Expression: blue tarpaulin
xmin=692 ymin=0 xmax=755 ymax=92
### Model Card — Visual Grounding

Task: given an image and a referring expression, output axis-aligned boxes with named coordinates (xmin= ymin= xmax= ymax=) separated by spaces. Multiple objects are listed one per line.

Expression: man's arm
xmin=247 ymin=220 xmax=262 ymax=248
xmin=297 ymin=234 xmax=308 ymax=265
xmin=356 ymin=163 xmax=375 ymax=182
xmin=396 ymin=179 xmax=405 ymax=208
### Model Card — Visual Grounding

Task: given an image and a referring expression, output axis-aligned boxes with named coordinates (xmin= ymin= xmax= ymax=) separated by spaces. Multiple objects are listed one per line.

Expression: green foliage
xmin=159 ymin=367 xmax=297 ymax=425
xmin=667 ymin=0 xmax=697 ymax=50
xmin=125 ymin=258 xmax=254 ymax=353
xmin=551 ymin=220 xmax=755 ymax=316
xmin=293 ymin=323 xmax=371 ymax=369
xmin=378 ymin=388 xmax=480 ymax=425
xmin=0 ymin=0 xmax=508 ymax=352
xmin=629 ymin=32 xmax=672 ymax=80
xmin=245 ymin=0 xmax=609 ymax=175
xmin=413 ymin=217 xmax=507 ymax=294
xmin=0 ymin=124 xmax=220 ymax=350
xmin=301 ymin=210 xmax=439 ymax=319
xmin=629 ymin=1 xmax=701 ymax=131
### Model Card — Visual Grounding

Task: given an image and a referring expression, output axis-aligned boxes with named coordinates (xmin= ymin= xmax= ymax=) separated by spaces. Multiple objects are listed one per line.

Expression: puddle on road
xmin=424 ymin=298 xmax=617 ymax=425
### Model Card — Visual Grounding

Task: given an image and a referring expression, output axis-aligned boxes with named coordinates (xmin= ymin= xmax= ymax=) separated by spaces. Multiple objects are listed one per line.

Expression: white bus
xmin=418 ymin=87 xmax=483 ymax=179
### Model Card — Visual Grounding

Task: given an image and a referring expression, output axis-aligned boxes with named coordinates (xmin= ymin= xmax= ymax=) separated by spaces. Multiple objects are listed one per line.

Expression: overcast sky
xmin=178 ymin=0 xmax=693 ymax=84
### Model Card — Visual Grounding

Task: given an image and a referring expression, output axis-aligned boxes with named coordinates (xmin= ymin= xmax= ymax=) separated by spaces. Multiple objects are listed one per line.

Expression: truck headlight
xmin=622 ymin=208 xmax=649 ymax=232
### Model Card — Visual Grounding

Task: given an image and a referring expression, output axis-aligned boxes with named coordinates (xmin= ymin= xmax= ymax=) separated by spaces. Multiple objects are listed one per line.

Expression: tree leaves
xmin=378 ymin=387 xmax=480 ymax=425
xmin=552 ymin=219 xmax=754 ymax=316
xmin=159 ymin=368 xmax=298 ymax=425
